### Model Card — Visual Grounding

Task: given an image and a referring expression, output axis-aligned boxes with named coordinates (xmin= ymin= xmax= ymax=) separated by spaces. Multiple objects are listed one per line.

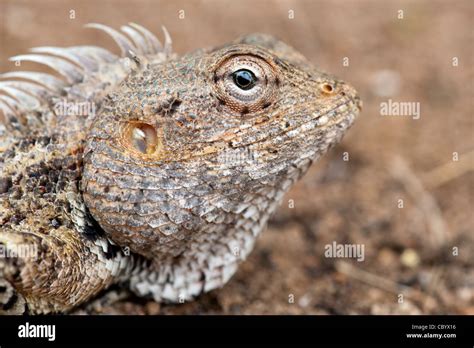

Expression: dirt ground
xmin=0 ymin=0 xmax=472 ymax=314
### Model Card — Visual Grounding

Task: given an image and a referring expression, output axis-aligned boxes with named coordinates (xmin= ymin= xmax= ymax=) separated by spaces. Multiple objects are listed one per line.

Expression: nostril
xmin=321 ymin=83 xmax=335 ymax=95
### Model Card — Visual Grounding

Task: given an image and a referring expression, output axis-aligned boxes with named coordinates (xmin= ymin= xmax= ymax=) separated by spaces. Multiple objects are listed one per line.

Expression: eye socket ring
xmin=213 ymin=54 xmax=278 ymax=114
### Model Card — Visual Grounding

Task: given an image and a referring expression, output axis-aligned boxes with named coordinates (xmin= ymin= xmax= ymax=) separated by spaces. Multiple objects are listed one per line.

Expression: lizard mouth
xmin=355 ymin=96 xmax=363 ymax=111
xmin=310 ymin=96 xmax=360 ymax=129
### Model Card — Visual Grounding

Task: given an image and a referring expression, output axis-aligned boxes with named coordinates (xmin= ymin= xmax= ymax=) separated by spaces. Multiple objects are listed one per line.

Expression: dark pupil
xmin=233 ymin=69 xmax=256 ymax=90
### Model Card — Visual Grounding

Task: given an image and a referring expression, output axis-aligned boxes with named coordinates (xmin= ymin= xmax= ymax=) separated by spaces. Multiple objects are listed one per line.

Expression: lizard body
xmin=0 ymin=23 xmax=361 ymax=314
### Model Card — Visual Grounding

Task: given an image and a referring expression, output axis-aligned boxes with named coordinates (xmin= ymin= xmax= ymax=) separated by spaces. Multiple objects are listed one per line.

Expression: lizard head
xmin=82 ymin=34 xmax=361 ymax=261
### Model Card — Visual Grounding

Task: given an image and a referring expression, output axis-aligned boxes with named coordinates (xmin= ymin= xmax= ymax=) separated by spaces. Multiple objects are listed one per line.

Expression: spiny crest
xmin=0 ymin=23 xmax=172 ymax=132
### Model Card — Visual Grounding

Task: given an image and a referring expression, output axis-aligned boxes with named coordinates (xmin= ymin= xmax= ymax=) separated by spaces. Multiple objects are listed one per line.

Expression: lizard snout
xmin=340 ymin=81 xmax=362 ymax=112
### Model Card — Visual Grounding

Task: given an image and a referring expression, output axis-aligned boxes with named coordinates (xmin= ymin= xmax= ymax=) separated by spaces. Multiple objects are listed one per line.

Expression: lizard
xmin=0 ymin=23 xmax=361 ymax=314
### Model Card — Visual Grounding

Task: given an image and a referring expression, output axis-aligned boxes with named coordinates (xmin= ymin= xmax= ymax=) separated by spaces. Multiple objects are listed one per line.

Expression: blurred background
xmin=0 ymin=0 xmax=472 ymax=314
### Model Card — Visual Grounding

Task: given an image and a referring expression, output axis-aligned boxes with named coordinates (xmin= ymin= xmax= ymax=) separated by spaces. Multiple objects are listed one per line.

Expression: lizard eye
xmin=232 ymin=69 xmax=257 ymax=90
xmin=214 ymin=54 xmax=277 ymax=113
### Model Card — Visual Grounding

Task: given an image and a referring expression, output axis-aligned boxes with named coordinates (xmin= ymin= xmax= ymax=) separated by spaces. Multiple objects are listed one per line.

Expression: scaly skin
xmin=0 ymin=24 xmax=361 ymax=314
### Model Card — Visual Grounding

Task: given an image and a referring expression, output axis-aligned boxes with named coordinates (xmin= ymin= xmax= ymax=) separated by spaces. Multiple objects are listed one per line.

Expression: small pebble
xmin=400 ymin=248 xmax=420 ymax=268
